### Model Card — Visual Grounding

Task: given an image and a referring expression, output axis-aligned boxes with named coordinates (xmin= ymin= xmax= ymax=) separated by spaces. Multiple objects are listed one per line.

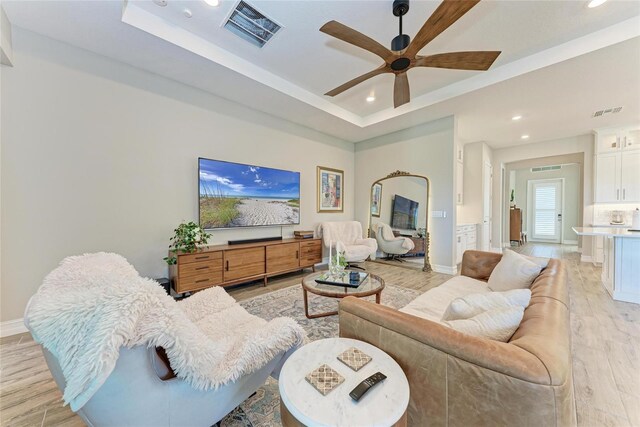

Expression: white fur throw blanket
xmin=25 ymin=253 xmax=306 ymax=411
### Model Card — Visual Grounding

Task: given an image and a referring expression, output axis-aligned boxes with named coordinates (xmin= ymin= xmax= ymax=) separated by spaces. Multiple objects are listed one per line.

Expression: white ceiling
xmin=3 ymin=0 xmax=640 ymax=146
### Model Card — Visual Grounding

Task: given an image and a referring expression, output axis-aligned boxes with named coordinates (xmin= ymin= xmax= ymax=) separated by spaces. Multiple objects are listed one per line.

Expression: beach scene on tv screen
xmin=199 ymin=159 xmax=300 ymax=228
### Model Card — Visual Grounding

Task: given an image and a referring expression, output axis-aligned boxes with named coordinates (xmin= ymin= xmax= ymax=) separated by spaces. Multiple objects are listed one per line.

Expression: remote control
xmin=349 ymin=372 xmax=387 ymax=401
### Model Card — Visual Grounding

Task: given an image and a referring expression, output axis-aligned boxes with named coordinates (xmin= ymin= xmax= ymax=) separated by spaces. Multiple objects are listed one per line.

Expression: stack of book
xmin=294 ymin=230 xmax=314 ymax=239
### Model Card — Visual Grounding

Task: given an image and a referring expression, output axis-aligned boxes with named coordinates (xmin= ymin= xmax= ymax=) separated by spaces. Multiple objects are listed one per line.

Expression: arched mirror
xmin=368 ymin=171 xmax=431 ymax=272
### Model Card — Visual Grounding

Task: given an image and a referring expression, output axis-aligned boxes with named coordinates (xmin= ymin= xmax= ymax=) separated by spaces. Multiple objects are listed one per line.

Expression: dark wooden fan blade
xmin=393 ymin=72 xmax=410 ymax=108
xmin=325 ymin=65 xmax=388 ymax=97
xmin=405 ymin=0 xmax=481 ymax=58
xmin=415 ymin=51 xmax=501 ymax=70
xmin=320 ymin=20 xmax=393 ymax=62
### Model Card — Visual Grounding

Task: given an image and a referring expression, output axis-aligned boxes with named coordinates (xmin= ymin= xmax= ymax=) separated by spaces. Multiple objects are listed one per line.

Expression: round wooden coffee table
xmin=301 ymin=271 xmax=385 ymax=319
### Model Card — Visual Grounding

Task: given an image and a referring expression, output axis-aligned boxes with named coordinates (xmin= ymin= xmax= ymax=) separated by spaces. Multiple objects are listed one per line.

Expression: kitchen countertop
xmin=590 ymin=223 xmax=631 ymax=228
xmin=573 ymin=227 xmax=640 ymax=238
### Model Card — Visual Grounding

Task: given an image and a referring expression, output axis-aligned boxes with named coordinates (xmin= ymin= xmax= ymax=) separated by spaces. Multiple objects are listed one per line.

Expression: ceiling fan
xmin=320 ymin=0 xmax=501 ymax=108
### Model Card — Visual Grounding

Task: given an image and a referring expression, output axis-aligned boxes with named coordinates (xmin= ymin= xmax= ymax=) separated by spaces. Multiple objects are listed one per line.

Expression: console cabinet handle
xmin=195 ymin=279 xmax=208 ymax=284
xmin=195 ymin=266 xmax=209 ymax=271
xmin=195 ymin=255 xmax=209 ymax=260
xmin=296 ymin=250 xmax=299 ymax=259
xmin=225 ymin=260 xmax=229 ymax=271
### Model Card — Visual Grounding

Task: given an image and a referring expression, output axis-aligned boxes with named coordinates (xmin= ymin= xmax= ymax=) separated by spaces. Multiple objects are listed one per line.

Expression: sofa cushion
xmin=400 ymin=276 xmax=489 ymax=323
xmin=488 ymin=249 xmax=541 ymax=291
xmin=445 ymin=306 xmax=525 ymax=342
xmin=442 ymin=289 xmax=532 ymax=321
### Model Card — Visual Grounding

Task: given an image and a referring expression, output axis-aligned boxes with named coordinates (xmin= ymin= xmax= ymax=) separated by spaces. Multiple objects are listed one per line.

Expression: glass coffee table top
xmin=302 ymin=271 xmax=385 ymax=299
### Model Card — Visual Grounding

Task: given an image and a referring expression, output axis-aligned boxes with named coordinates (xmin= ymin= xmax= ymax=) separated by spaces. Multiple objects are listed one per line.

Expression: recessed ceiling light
xmin=587 ymin=0 xmax=608 ymax=8
xmin=183 ymin=8 xmax=193 ymax=18
xmin=366 ymin=95 xmax=376 ymax=103
xmin=511 ymin=115 xmax=522 ymax=121
xmin=203 ymin=0 xmax=220 ymax=6
xmin=153 ymin=0 xmax=168 ymax=6
xmin=521 ymin=135 xmax=530 ymax=140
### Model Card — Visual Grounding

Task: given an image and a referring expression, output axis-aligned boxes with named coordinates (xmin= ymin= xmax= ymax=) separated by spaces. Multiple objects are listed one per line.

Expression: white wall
xmin=354 ymin=117 xmax=457 ymax=273
xmin=0 ymin=29 xmax=356 ymax=322
xmin=514 ymin=163 xmax=581 ymax=243
xmin=492 ymin=134 xmax=594 ymax=251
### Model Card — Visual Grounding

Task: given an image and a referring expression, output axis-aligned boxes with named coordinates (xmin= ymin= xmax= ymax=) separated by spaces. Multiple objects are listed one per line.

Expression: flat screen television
xmin=199 ymin=158 xmax=300 ymax=229
xmin=391 ymin=195 xmax=419 ymax=230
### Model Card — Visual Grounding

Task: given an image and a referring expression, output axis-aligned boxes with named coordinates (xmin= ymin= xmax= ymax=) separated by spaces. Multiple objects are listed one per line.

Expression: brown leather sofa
xmin=339 ymin=250 xmax=576 ymax=426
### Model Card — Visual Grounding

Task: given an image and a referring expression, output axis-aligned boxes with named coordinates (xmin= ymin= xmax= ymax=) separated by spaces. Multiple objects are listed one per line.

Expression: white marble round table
xmin=279 ymin=338 xmax=410 ymax=427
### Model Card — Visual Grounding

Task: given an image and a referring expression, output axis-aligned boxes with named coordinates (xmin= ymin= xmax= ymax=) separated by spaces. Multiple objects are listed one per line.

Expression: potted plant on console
xmin=164 ymin=221 xmax=211 ymax=265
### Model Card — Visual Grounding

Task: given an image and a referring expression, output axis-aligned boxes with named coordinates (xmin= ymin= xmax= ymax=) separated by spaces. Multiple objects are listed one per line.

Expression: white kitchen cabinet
xmin=456 ymin=225 xmax=477 ymax=264
xmin=456 ymin=161 xmax=464 ymax=205
xmin=594 ymin=125 xmax=640 ymax=203
xmin=620 ymin=150 xmax=640 ymax=202
xmin=602 ymin=236 xmax=615 ymax=296
xmin=595 ymin=153 xmax=620 ymax=203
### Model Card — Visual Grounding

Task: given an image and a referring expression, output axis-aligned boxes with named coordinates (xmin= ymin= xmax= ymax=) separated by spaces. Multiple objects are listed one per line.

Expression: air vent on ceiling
xmin=531 ymin=165 xmax=562 ymax=173
xmin=592 ymin=106 xmax=623 ymax=118
xmin=224 ymin=1 xmax=281 ymax=48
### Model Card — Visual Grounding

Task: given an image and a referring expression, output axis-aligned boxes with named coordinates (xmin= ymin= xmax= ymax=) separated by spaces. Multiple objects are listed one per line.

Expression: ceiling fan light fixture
xmin=512 ymin=115 xmax=522 ymax=121
xmin=203 ymin=0 xmax=220 ymax=7
xmin=366 ymin=95 xmax=376 ymax=103
xmin=587 ymin=0 xmax=608 ymax=8
xmin=521 ymin=134 xmax=530 ymax=140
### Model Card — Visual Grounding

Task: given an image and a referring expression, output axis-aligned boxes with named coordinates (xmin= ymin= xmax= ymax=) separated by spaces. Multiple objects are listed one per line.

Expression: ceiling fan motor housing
xmin=391 ymin=0 xmax=410 ymax=51
xmin=391 ymin=34 xmax=411 ymax=52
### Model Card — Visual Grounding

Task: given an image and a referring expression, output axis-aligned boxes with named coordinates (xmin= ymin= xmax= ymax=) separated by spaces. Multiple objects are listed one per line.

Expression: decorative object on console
xmin=163 ymin=221 xmax=211 ymax=265
xmin=317 ymin=166 xmax=344 ymax=212
xmin=294 ymin=230 xmax=315 ymax=239
xmin=370 ymin=183 xmax=382 ymax=217
xmin=199 ymin=157 xmax=300 ymax=229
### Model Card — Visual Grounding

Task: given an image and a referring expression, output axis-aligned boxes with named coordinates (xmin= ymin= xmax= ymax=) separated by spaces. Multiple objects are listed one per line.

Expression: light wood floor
xmin=1 ymin=244 xmax=638 ymax=426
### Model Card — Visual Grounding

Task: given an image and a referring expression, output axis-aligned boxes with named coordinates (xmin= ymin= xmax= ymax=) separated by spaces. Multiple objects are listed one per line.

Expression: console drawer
xmin=178 ymin=272 xmax=223 ymax=292
xmin=179 ymin=258 xmax=223 ymax=278
xmin=180 ymin=251 xmax=223 ymax=265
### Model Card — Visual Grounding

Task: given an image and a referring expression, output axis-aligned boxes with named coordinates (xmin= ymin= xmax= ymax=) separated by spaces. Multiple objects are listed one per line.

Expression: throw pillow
xmin=442 ymin=289 xmax=532 ymax=321
xmin=488 ymin=249 xmax=542 ymax=291
xmin=445 ymin=307 xmax=525 ymax=342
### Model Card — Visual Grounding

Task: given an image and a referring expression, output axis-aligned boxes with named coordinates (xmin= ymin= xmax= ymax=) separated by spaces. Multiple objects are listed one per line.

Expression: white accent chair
xmin=373 ymin=223 xmax=415 ymax=261
xmin=318 ymin=221 xmax=377 ymax=268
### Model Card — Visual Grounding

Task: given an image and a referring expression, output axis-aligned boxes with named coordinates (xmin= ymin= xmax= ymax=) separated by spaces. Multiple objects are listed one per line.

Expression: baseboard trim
xmin=580 ymin=255 xmax=593 ymax=263
xmin=490 ymin=247 xmax=504 ymax=253
xmin=433 ymin=264 xmax=457 ymax=275
xmin=564 ymin=240 xmax=578 ymax=245
xmin=1 ymin=319 xmax=28 ymax=338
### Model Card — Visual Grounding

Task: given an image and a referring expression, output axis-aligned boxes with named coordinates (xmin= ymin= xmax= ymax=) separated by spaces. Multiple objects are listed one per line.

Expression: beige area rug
xmin=220 ymin=284 xmax=419 ymax=427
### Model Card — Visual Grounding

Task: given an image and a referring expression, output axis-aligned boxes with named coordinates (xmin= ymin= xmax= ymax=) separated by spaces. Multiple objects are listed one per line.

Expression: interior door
xmin=531 ymin=179 xmax=563 ymax=243
xmin=482 ymin=161 xmax=492 ymax=251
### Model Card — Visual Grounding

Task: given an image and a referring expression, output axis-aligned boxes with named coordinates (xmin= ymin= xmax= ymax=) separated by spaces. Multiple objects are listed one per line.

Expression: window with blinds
xmin=534 ymin=184 xmax=557 ymax=236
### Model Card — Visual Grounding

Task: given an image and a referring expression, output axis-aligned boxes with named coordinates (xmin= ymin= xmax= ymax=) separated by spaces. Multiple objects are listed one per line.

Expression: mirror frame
xmin=367 ymin=170 xmax=432 ymax=272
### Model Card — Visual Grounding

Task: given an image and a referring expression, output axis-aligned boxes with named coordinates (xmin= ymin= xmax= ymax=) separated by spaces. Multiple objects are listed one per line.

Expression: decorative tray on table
xmin=315 ymin=271 xmax=369 ymax=288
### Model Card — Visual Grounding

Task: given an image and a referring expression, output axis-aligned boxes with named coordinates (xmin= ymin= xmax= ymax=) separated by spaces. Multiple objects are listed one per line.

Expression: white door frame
xmin=527 ymin=178 xmax=565 ymax=243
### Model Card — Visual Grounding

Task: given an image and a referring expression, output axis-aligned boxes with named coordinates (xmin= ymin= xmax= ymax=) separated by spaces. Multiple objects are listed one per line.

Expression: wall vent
xmin=531 ymin=165 xmax=562 ymax=172
xmin=592 ymin=106 xmax=623 ymax=118
xmin=224 ymin=1 xmax=281 ymax=48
